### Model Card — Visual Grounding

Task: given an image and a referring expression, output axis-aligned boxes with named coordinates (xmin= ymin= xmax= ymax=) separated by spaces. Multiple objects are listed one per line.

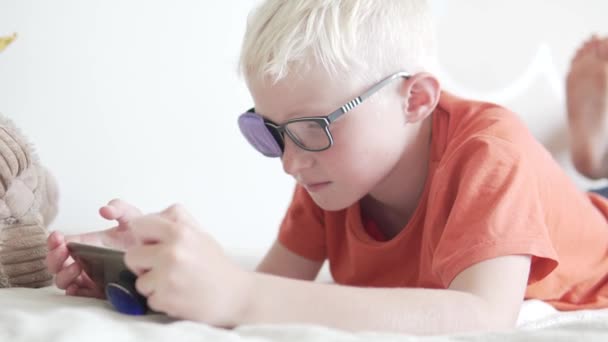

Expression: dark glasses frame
xmin=245 ymin=71 xmax=411 ymax=155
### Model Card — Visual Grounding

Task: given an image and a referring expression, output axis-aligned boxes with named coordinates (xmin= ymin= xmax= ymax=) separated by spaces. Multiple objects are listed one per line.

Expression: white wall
xmin=1 ymin=1 xmax=607 ymax=256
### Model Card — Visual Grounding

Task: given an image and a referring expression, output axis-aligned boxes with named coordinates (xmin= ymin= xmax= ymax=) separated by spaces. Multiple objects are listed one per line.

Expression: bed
xmin=1 ymin=257 xmax=608 ymax=342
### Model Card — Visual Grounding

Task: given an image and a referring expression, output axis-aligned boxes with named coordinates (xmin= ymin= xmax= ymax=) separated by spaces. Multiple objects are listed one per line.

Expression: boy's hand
xmin=45 ymin=199 xmax=142 ymax=297
xmin=124 ymin=204 xmax=252 ymax=327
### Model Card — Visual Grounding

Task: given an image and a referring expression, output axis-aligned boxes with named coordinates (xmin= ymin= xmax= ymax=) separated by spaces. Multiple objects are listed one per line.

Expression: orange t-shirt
xmin=278 ymin=91 xmax=608 ymax=311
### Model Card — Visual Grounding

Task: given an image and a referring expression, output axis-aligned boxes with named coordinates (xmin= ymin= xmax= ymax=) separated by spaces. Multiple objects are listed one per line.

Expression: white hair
xmin=239 ymin=0 xmax=437 ymax=83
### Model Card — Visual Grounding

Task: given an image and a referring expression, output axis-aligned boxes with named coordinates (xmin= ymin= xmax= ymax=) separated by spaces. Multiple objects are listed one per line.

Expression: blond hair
xmin=239 ymin=0 xmax=436 ymax=83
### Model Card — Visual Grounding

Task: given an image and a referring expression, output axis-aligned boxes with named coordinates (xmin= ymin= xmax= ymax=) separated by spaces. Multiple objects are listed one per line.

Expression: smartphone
xmin=66 ymin=242 xmax=149 ymax=315
xmin=66 ymin=242 xmax=128 ymax=292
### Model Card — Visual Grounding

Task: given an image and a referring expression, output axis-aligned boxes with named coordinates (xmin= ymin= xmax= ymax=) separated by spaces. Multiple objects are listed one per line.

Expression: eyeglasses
xmin=238 ymin=71 xmax=411 ymax=158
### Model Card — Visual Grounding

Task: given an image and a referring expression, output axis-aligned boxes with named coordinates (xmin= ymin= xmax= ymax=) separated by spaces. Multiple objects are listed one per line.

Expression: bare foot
xmin=567 ymin=35 xmax=608 ymax=179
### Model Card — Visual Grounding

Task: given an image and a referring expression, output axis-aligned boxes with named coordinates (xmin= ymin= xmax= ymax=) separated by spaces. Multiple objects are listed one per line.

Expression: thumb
xmin=99 ymin=199 xmax=142 ymax=224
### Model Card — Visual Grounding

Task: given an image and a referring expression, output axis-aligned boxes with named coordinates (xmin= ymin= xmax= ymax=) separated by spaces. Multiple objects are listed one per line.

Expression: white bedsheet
xmin=1 ymin=287 xmax=608 ymax=342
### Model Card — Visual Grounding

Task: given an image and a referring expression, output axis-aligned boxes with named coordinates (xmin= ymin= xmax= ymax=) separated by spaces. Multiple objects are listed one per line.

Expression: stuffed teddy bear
xmin=0 ymin=33 xmax=58 ymax=288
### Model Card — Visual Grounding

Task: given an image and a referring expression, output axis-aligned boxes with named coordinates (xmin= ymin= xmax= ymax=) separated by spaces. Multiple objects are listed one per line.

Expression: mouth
xmin=303 ymin=181 xmax=332 ymax=192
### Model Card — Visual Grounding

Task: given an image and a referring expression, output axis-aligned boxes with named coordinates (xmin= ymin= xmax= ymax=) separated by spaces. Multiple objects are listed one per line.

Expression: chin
xmin=307 ymin=190 xmax=360 ymax=212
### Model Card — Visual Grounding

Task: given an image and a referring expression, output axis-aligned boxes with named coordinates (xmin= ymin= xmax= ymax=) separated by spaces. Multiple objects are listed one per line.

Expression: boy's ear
xmin=399 ymin=72 xmax=441 ymax=123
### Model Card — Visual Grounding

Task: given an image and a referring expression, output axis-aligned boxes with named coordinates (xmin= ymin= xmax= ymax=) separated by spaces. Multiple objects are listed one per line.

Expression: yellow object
xmin=0 ymin=33 xmax=17 ymax=53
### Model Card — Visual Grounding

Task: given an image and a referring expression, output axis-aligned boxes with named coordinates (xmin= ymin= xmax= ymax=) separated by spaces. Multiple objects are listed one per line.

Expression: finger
xmin=66 ymin=283 xmax=104 ymax=299
xmin=47 ymin=231 xmax=65 ymax=250
xmin=46 ymin=240 xmax=70 ymax=274
xmin=146 ymin=292 xmax=168 ymax=315
xmin=75 ymin=272 xmax=105 ymax=298
xmin=99 ymin=199 xmax=142 ymax=224
xmin=72 ymin=271 xmax=97 ymax=289
xmin=134 ymin=268 xmax=164 ymax=298
xmin=159 ymin=204 xmax=197 ymax=225
xmin=55 ymin=262 xmax=82 ymax=290
xmin=65 ymin=284 xmax=79 ymax=296
xmin=124 ymin=244 xmax=164 ymax=275
xmin=129 ymin=214 xmax=176 ymax=244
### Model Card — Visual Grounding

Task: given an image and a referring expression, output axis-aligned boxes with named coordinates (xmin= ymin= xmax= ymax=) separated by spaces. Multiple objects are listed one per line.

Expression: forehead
xmin=247 ymin=69 xmax=365 ymax=123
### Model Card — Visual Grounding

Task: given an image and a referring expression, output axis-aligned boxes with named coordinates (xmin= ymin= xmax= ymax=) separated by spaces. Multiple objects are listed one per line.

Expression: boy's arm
xmin=256 ymin=240 xmax=323 ymax=281
xmin=243 ymin=254 xmax=531 ymax=334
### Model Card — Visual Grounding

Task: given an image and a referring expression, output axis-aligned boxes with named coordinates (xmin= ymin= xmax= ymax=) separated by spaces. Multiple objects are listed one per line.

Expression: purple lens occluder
xmin=238 ymin=112 xmax=283 ymax=157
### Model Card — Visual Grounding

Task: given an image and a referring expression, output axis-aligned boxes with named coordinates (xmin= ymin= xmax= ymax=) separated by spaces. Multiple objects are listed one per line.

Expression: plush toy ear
xmin=40 ymin=167 xmax=59 ymax=226
xmin=0 ymin=33 xmax=17 ymax=54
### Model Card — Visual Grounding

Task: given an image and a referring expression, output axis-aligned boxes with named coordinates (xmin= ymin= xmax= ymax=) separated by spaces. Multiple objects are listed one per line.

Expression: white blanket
xmin=1 ymin=287 xmax=608 ymax=342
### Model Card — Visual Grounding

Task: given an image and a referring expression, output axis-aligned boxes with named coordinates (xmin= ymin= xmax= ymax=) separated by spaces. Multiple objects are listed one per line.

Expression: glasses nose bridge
xmin=276 ymin=124 xmax=288 ymax=137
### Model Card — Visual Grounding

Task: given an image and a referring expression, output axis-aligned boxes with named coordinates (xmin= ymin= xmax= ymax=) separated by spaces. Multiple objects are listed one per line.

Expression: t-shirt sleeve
xmin=431 ymin=137 xmax=558 ymax=288
xmin=278 ymin=185 xmax=327 ymax=261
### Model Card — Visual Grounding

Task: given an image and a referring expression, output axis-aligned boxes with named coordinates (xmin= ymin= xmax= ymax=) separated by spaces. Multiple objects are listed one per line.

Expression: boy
xmin=46 ymin=0 xmax=608 ymax=335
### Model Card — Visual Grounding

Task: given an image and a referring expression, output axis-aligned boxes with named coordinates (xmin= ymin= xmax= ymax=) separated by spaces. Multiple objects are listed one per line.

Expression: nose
xmin=281 ymin=137 xmax=315 ymax=176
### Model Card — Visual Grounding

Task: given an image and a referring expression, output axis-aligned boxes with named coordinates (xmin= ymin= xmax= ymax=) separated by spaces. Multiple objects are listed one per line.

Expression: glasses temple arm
xmin=327 ymin=71 xmax=411 ymax=122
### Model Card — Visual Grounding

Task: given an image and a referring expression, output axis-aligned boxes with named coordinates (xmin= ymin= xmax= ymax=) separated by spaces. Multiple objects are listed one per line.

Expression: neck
xmin=362 ymin=114 xmax=433 ymax=236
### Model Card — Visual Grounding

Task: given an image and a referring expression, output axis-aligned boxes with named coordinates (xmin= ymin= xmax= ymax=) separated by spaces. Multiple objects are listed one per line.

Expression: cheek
xmin=324 ymin=129 xmax=386 ymax=179
xmin=327 ymin=114 xmax=406 ymax=178
xmin=308 ymin=124 xmax=406 ymax=210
